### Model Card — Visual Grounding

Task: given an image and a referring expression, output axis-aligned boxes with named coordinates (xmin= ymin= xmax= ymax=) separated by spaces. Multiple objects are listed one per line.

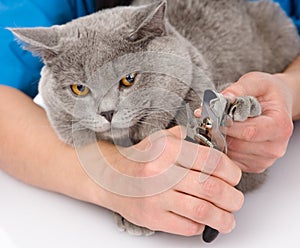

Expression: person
xmin=0 ymin=0 xmax=299 ymax=236
xmin=0 ymin=0 xmax=241 ymax=235
xmin=219 ymin=67 xmax=300 ymax=173
xmin=194 ymin=0 xmax=300 ymax=174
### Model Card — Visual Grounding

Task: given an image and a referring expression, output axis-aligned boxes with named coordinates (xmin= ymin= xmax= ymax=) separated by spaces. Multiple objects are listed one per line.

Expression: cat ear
xmin=128 ymin=0 xmax=167 ymax=42
xmin=9 ymin=27 xmax=60 ymax=60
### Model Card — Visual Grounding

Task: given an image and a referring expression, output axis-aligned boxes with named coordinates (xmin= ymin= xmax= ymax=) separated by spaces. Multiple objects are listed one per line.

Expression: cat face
xmin=11 ymin=1 xmax=206 ymax=146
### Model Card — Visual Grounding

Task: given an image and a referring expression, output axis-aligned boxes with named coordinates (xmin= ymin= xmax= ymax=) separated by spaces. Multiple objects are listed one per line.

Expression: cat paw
xmin=114 ymin=213 xmax=155 ymax=236
xmin=231 ymin=96 xmax=262 ymax=122
xmin=236 ymin=171 xmax=267 ymax=193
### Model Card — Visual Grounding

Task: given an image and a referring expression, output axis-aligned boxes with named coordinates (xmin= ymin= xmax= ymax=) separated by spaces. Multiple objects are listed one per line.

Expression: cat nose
xmin=100 ymin=110 xmax=114 ymax=122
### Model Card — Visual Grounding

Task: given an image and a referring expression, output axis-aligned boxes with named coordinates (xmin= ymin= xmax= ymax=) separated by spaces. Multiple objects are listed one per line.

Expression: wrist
xmin=274 ymin=73 xmax=300 ymax=120
xmin=60 ymin=141 xmax=139 ymax=213
xmin=50 ymin=142 xmax=113 ymax=210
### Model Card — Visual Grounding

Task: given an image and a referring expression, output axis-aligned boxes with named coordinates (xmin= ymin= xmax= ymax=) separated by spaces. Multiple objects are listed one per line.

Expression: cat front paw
xmin=231 ymin=96 xmax=262 ymax=122
xmin=114 ymin=213 xmax=155 ymax=236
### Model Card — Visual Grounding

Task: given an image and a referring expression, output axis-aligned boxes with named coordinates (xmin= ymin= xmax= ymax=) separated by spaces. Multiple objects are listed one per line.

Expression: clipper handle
xmin=202 ymin=226 xmax=219 ymax=243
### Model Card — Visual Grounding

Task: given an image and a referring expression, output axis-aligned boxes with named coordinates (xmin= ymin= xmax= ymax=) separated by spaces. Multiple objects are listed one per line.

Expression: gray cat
xmin=10 ymin=0 xmax=300 ymax=236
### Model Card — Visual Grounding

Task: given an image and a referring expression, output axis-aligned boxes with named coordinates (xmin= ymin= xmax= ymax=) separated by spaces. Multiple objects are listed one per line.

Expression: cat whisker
xmin=143 ymin=106 xmax=186 ymax=112
xmin=135 ymin=120 xmax=169 ymax=129
xmin=137 ymin=112 xmax=176 ymax=120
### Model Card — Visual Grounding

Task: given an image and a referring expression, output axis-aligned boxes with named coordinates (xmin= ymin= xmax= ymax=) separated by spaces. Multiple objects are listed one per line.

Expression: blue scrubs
xmin=0 ymin=0 xmax=299 ymax=98
xmin=274 ymin=0 xmax=300 ymax=34
xmin=0 ymin=0 xmax=94 ymax=98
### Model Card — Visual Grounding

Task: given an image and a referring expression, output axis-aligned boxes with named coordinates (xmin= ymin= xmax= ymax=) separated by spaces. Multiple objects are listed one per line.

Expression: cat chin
xmin=96 ymin=128 xmax=138 ymax=147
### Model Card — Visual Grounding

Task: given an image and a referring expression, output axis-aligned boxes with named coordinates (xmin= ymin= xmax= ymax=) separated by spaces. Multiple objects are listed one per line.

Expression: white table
xmin=1 ymin=121 xmax=300 ymax=248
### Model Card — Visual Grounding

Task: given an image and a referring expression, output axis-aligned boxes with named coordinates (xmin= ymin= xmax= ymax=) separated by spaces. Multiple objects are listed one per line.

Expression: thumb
xmin=167 ymin=125 xmax=187 ymax=140
xmin=222 ymin=72 xmax=272 ymax=99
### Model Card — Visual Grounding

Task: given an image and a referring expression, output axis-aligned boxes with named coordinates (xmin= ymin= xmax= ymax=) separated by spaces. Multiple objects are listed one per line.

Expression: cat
xmin=10 ymin=0 xmax=300 ymax=236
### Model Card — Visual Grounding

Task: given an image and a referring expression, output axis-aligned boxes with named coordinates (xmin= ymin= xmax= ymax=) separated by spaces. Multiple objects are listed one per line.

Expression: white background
xmin=1 ymin=121 xmax=299 ymax=248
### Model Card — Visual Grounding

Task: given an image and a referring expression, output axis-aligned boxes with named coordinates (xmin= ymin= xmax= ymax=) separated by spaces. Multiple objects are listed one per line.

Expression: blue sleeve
xmin=0 ymin=0 xmax=95 ymax=98
xmin=273 ymin=0 xmax=300 ymax=35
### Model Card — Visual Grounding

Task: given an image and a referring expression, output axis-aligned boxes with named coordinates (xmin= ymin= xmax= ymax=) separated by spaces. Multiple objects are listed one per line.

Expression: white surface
xmin=0 ymin=122 xmax=300 ymax=248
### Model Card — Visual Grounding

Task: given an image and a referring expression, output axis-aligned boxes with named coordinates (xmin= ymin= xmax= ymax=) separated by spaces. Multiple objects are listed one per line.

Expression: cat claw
xmin=114 ymin=213 xmax=155 ymax=236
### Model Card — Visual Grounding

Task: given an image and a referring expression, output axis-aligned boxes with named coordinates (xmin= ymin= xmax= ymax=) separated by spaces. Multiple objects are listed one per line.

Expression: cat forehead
xmin=53 ymin=31 xmax=139 ymax=82
xmin=59 ymin=27 xmax=129 ymax=60
xmin=40 ymin=2 xmax=172 ymax=83
xmin=63 ymin=7 xmax=137 ymax=36
xmin=11 ymin=2 xmax=170 ymax=77
xmin=53 ymin=8 xmax=144 ymax=66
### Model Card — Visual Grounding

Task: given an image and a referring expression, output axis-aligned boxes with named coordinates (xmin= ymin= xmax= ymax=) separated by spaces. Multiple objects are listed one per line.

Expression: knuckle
xmin=242 ymin=126 xmax=257 ymax=142
xmin=263 ymin=147 xmax=278 ymax=160
xmin=136 ymin=164 xmax=152 ymax=177
xmin=263 ymin=142 xmax=288 ymax=160
xmin=193 ymin=203 xmax=210 ymax=221
xmin=202 ymin=178 xmax=221 ymax=197
xmin=239 ymin=71 xmax=260 ymax=82
xmin=277 ymin=147 xmax=287 ymax=158
xmin=268 ymin=146 xmax=286 ymax=159
xmin=137 ymin=162 xmax=160 ymax=177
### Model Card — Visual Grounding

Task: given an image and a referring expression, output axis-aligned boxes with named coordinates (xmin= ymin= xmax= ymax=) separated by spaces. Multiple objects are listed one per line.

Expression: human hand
xmin=0 ymin=86 xmax=242 ymax=237
xmin=201 ymin=72 xmax=293 ymax=173
xmin=98 ymin=126 xmax=243 ymax=236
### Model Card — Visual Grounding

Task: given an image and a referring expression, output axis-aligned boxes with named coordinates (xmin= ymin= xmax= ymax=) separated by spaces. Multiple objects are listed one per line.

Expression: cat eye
xmin=120 ymin=73 xmax=137 ymax=87
xmin=71 ymin=84 xmax=90 ymax=96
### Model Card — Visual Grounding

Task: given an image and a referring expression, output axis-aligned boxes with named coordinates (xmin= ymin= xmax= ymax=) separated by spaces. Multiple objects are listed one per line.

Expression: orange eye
xmin=120 ymin=73 xmax=137 ymax=87
xmin=71 ymin=84 xmax=90 ymax=96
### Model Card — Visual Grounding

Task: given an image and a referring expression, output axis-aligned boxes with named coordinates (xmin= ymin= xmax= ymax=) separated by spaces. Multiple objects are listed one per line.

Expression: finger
xmin=227 ymin=149 xmax=275 ymax=173
xmin=176 ymin=142 xmax=242 ymax=186
xmin=168 ymin=191 xmax=236 ymax=234
xmin=174 ymin=170 xmax=244 ymax=212
xmin=227 ymin=137 xmax=289 ymax=159
xmin=167 ymin=125 xmax=187 ymax=139
xmin=224 ymin=113 xmax=292 ymax=142
xmin=154 ymin=211 xmax=205 ymax=236
xmin=222 ymin=72 xmax=275 ymax=99
xmin=194 ymin=108 xmax=202 ymax=118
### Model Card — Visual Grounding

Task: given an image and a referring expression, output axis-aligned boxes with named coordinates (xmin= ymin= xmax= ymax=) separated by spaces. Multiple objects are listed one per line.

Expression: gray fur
xmin=10 ymin=0 xmax=300 ymax=236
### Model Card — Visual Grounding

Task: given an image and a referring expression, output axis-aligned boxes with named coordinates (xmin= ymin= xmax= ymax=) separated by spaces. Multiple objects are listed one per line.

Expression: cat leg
xmin=114 ymin=213 xmax=155 ymax=236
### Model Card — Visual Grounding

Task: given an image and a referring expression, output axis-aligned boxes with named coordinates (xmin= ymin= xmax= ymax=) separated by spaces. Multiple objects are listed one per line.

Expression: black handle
xmin=202 ymin=226 xmax=219 ymax=243
xmin=184 ymin=136 xmax=219 ymax=242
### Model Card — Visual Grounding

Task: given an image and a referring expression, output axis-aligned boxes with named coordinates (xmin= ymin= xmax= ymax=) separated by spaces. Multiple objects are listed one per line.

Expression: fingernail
xmin=231 ymin=220 xmax=236 ymax=231
xmin=222 ymin=92 xmax=236 ymax=100
xmin=194 ymin=109 xmax=201 ymax=117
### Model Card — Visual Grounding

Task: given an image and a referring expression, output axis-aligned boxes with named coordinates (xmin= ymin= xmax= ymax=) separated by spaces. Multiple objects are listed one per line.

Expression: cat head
xmin=10 ymin=0 xmax=210 ymax=146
